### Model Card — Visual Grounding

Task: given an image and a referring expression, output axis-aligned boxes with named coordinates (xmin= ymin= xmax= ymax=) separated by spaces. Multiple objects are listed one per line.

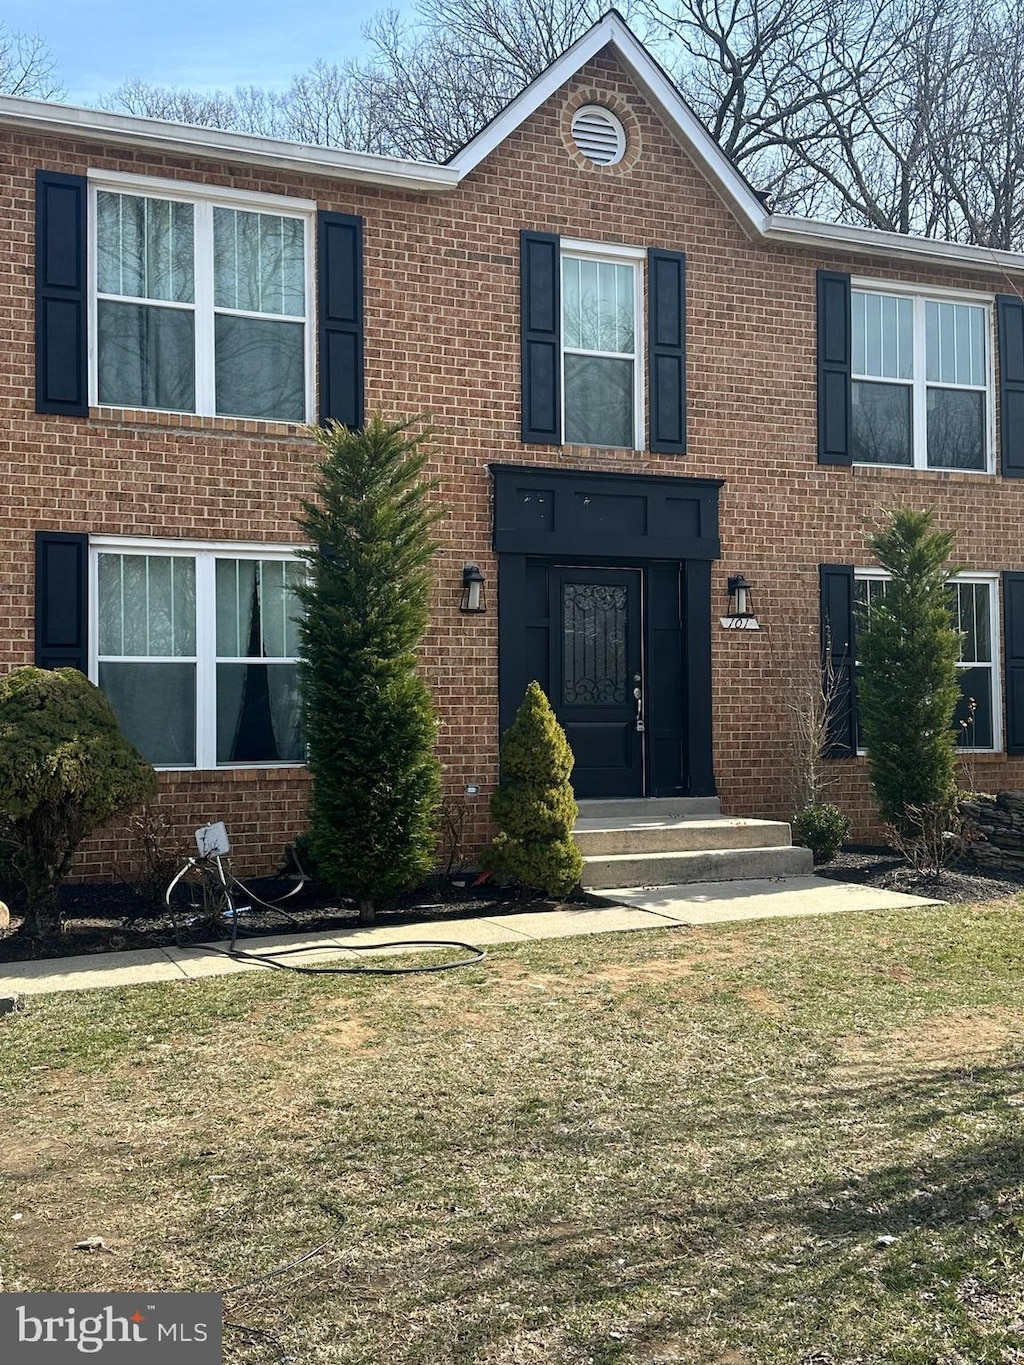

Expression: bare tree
xmin=92 ymin=0 xmax=1024 ymax=250
xmin=101 ymin=78 xmax=286 ymax=136
xmin=0 ymin=22 xmax=63 ymax=99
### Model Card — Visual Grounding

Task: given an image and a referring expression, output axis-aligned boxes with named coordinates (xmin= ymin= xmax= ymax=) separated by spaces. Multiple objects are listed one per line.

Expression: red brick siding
xmin=2 ymin=46 xmax=1021 ymax=880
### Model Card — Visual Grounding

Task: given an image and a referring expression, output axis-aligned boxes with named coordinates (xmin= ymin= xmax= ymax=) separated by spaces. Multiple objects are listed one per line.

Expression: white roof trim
xmin=3 ymin=9 xmax=1024 ymax=276
xmin=0 ymin=94 xmax=458 ymax=193
xmin=449 ymin=11 xmax=768 ymax=238
xmin=765 ymin=213 xmax=1024 ymax=278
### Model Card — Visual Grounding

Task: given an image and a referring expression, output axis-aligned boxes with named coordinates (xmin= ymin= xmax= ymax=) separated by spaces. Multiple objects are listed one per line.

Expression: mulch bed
xmin=3 ymin=848 xmax=1022 ymax=964
xmin=816 ymin=845 xmax=1024 ymax=904
xmin=0 ymin=873 xmax=577 ymax=964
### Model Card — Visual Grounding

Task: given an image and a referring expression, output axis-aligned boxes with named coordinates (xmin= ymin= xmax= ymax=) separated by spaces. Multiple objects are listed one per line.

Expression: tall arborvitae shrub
xmin=0 ymin=667 xmax=157 ymax=938
xmin=858 ymin=507 xmax=962 ymax=838
xmin=485 ymin=681 xmax=584 ymax=898
xmin=296 ymin=415 xmax=442 ymax=924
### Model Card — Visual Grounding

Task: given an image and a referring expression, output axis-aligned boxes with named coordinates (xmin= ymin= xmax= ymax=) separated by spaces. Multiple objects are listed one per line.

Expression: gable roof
xmin=1 ymin=10 xmax=1023 ymax=277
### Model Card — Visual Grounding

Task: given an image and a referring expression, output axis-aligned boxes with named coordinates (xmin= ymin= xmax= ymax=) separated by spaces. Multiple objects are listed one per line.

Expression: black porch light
xmin=727 ymin=574 xmax=753 ymax=617
xmin=460 ymin=562 xmax=486 ymax=614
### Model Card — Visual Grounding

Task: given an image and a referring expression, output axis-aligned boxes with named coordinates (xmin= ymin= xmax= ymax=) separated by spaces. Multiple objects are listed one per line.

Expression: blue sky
xmin=7 ymin=0 xmax=393 ymax=105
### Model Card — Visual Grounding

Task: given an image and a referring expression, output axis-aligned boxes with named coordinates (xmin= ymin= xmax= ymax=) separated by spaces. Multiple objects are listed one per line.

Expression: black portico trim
xmin=490 ymin=463 xmax=722 ymax=560
xmin=492 ymin=464 xmax=720 ymax=798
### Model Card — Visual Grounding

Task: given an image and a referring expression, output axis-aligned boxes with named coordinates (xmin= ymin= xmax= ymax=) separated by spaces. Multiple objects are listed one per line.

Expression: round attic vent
xmin=571 ymin=105 xmax=626 ymax=166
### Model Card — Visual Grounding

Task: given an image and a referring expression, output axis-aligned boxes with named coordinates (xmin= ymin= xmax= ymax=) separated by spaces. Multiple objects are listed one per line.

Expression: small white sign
xmin=719 ymin=616 xmax=761 ymax=631
xmin=195 ymin=822 xmax=230 ymax=857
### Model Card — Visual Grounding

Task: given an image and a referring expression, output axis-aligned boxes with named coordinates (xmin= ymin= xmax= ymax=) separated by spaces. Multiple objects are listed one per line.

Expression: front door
xmin=549 ymin=566 xmax=644 ymax=798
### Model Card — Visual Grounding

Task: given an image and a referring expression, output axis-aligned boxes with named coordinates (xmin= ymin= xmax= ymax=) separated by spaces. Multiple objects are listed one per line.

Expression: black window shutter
xmin=819 ymin=563 xmax=857 ymax=757
xmin=1003 ymin=572 xmax=1024 ymax=752
xmin=817 ymin=270 xmax=852 ymax=466
xmin=648 ymin=248 xmax=686 ymax=454
xmin=35 ymin=531 xmax=89 ymax=673
xmin=520 ymin=230 xmax=561 ymax=443
xmin=35 ymin=170 xmax=88 ymax=417
xmin=317 ymin=212 xmax=364 ymax=429
xmin=997 ymin=294 xmax=1024 ymax=478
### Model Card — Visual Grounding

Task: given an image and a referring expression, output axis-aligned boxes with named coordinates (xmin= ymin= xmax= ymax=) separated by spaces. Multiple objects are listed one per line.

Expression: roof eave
xmin=0 ymin=94 xmax=458 ymax=193
xmin=765 ymin=213 xmax=1024 ymax=278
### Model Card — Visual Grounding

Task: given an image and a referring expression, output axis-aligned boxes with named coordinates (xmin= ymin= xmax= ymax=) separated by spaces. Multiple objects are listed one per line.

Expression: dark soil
xmin=0 ymin=871 xmax=583 ymax=964
xmin=816 ymin=845 xmax=1024 ymax=904
xmin=3 ymin=848 xmax=1021 ymax=964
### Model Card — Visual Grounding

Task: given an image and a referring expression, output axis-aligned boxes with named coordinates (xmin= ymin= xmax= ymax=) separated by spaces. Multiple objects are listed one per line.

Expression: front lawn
xmin=3 ymin=901 xmax=1024 ymax=1363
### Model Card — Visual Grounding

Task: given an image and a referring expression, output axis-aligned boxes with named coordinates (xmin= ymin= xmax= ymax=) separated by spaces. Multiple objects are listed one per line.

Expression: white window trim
xmin=560 ymin=241 xmax=645 ymax=451
xmin=89 ymin=537 xmax=306 ymax=772
xmin=854 ymin=568 xmax=1002 ymax=753
xmin=87 ymin=171 xmax=316 ymax=423
xmin=851 ymin=282 xmax=996 ymax=475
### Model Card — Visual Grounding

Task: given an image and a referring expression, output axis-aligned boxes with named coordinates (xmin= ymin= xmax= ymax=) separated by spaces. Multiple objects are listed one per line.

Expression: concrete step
xmin=580 ymin=844 xmax=814 ymax=890
xmin=574 ymin=817 xmax=793 ymax=856
xmin=574 ymin=796 xmax=722 ymax=820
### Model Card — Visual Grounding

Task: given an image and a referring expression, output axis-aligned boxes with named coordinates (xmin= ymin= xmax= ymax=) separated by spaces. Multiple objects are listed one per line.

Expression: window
xmin=92 ymin=540 xmax=304 ymax=769
xmin=91 ymin=175 xmax=314 ymax=422
xmin=853 ymin=570 xmax=999 ymax=751
xmin=851 ymin=287 xmax=992 ymax=471
xmin=561 ymin=245 xmax=643 ymax=448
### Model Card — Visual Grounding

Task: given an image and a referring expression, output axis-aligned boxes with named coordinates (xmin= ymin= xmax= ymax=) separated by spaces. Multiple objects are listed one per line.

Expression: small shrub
xmin=484 ymin=681 xmax=583 ymax=898
xmin=791 ymin=802 xmax=851 ymax=864
xmin=114 ymin=804 xmax=183 ymax=916
xmin=0 ymin=667 xmax=158 ymax=937
xmin=886 ymin=801 xmax=971 ymax=880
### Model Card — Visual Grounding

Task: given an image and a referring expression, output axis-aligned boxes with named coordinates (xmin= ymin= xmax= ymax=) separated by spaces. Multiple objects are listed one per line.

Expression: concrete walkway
xmin=0 ymin=875 xmax=941 ymax=998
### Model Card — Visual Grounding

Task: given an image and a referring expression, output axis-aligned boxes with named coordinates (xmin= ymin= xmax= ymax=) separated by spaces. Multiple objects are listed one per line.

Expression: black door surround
xmin=492 ymin=464 xmax=721 ymax=800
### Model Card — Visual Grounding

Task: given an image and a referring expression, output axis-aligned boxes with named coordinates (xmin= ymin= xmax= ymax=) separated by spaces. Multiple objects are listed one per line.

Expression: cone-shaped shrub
xmin=0 ymin=667 xmax=157 ymax=938
xmin=296 ymin=414 xmax=443 ymax=924
xmin=858 ymin=506 xmax=961 ymax=836
xmin=485 ymin=681 xmax=584 ymax=898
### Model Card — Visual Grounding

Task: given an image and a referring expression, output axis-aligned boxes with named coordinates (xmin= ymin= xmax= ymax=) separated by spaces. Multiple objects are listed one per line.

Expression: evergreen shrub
xmin=0 ymin=667 xmax=157 ymax=937
xmin=485 ymin=681 xmax=584 ymax=898
xmin=296 ymin=414 xmax=442 ymax=924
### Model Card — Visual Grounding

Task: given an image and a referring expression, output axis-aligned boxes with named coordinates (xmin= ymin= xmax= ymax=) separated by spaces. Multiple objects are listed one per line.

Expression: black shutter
xmin=817 ymin=270 xmax=852 ymax=466
xmin=819 ymin=563 xmax=857 ymax=757
xmin=997 ymin=294 xmax=1024 ymax=478
xmin=35 ymin=531 xmax=89 ymax=673
xmin=1003 ymin=572 xmax=1024 ymax=753
xmin=520 ymin=230 xmax=560 ymax=443
xmin=648 ymin=248 xmax=686 ymax=454
xmin=317 ymin=212 xmax=364 ymax=429
xmin=35 ymin=170 xmax=88 ymax=417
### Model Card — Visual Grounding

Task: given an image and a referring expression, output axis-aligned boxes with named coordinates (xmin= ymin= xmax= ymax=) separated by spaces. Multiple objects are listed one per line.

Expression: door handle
xmin=632 ymin=675 xmax=645 ymax=733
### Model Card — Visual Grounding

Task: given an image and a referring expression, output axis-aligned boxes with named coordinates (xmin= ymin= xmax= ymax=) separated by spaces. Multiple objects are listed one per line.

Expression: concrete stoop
xmin=575 ymin=797 xmax=814 ymax=890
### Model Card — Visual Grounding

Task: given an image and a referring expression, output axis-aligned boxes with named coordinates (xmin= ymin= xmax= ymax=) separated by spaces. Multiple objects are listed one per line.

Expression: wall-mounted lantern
xmin=727 ymin=574 xmax=753 ymax=617
xmin=721 ymin=574 xmax=760 ymax=631
xmin=460 ymin=562 xmax=486 ymax=614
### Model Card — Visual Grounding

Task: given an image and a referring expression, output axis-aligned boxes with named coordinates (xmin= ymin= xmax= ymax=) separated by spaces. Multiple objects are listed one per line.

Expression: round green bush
xmin=791 ymin=802 xmax=851 ymax=865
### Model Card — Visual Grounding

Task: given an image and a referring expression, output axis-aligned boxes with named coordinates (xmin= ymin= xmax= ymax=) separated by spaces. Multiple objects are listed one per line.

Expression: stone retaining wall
xmin=960 ymin=793 xmax=1024 ymax=873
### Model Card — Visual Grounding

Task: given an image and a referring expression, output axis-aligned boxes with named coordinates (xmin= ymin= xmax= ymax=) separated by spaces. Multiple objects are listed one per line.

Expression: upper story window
xmin=851 ymin=286 xmax=992 ymax=472
xmin=561 ymin=245 xmax=643 ymax=449
xmin=91 ymin=175 xmax=314 ymax=422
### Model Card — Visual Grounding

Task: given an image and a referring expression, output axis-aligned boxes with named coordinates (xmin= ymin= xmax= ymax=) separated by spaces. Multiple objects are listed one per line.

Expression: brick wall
xmin=3 ymin=46 xmax=1022 ymax=882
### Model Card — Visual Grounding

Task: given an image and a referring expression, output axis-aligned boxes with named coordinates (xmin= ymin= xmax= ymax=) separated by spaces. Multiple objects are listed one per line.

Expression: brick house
xmin=6 ymin=12 xmax=1024 ymax=879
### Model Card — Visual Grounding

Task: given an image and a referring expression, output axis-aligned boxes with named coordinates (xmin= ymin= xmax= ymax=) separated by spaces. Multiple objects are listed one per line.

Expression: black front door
xmin=549 ymin=567 xmax=644 ymax=798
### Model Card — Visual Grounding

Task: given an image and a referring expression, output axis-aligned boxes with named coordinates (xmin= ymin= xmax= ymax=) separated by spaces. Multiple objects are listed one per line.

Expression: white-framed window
xmin=561 ymin=241 xmax=644 ymax=449
xmin=853 ymin=569 xmax=1000 ymax=751
xmin=91 ymin=537 xmax=305 ymax=770
xmin=89 ymin=172 xmax=316 ymax=422
xmin=851 ymin=283 xmax=994 ymax=473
